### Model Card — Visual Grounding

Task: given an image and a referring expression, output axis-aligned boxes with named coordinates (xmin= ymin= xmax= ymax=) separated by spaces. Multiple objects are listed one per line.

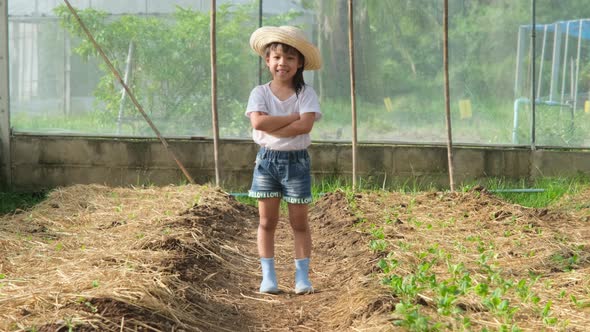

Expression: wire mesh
xmin=6 ymin=0 xmax=590 ymax=147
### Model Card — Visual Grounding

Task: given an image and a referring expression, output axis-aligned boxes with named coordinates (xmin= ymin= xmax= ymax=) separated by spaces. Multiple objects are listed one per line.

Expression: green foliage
xmin=229 ymin=177 xmax=587 ymax=209
xmin=471 ymin=176 xmax=589 ymax=208
xmin=393 ymin=301 xmax=436 ymax=331
xmin=233 ymin=194 xmax=258 ymax=207
xmin=54 ymin=3 xmax=301 ymax=137
xmin=0 ymin=192 xmax=46 ymax=215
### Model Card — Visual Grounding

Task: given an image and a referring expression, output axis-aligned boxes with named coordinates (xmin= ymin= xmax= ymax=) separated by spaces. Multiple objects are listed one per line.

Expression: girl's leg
xmin=258 ymin=197 xmax=281 ymax=258
xmin=288 ymin=203 xmax=313 ymax=294
xmin=258 ymin=197 xmax=281 ymax=294
xmin=287 ymin=203 xmax=311 ymax=258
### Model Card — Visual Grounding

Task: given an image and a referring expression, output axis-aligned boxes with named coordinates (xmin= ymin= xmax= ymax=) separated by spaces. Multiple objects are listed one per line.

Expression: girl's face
xmin=265 ymin=44 xmax=303 ymax=83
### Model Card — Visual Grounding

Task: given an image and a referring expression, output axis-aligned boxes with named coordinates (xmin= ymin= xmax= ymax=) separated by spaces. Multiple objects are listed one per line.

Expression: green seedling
xmin=393 ymin=301 xmax=432 ymax=331
xmin=376 ymin=255 xmax=398 ymax=274
xmin=84 ymin=301 xmax=98 ymax=313
xmin=541 ymin=301 xmax=557 ymax=326
xmin=369 ymin=239 xmax=388 ymax=252
xmin=570 ymin=295 xmax=590 ymax=308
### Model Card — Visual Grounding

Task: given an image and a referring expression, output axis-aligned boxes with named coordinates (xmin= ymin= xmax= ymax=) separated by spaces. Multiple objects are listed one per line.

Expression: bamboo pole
xmin=258 ymin=0 xmax=263 ymax=85
xmin=530 ymin=0 xmax=536 ymax=150
xmin=62 ymin=0 xmax=195 ymax=184
xmin=443 ymin=0 xmax=455 ymax=192
xmin=347 ymin=0 xmax=358 ymax=190
xmin=210 ymin=0 xmax=220 ymax=186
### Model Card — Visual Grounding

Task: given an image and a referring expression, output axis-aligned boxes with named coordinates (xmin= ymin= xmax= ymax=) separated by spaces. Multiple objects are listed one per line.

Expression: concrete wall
xmin=7 ymin=134 xmax=590 ymax=192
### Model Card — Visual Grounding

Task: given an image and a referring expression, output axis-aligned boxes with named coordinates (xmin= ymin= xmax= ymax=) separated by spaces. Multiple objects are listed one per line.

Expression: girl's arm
xmin=249 ymin=112 xmax=299 ymax=132
xmin=268 ymin=113 xmax=316 ymax=137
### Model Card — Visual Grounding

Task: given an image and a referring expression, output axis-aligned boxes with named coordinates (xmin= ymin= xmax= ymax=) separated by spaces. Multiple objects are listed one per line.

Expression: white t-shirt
xmin=245 ymin=82 xmax=322 ymax=151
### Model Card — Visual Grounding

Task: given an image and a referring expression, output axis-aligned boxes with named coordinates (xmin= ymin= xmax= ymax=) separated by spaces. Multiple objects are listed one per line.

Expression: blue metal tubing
xmin=490 ymin=188 xmax=545 ymax=193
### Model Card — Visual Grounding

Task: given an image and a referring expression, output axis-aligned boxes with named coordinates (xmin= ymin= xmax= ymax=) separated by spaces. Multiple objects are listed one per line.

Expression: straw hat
xmin=249 ymin=25 xmax=322 ymax=70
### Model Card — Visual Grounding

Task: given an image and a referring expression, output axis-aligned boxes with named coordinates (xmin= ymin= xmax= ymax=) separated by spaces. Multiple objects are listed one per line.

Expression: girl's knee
xmin=259 ymin=218 xmax=279 ymax=231
xmin=290 ymin=219 xmax=310 ymax=233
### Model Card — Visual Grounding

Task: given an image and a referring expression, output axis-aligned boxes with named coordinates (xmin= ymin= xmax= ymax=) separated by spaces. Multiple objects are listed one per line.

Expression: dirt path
xmin=177 ymin=190 xmax=394 ymax=331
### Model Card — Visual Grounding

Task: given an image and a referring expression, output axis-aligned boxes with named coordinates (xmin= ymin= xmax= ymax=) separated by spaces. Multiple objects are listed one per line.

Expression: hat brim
xmin=250 ymin=26 xmax=322 ymax=71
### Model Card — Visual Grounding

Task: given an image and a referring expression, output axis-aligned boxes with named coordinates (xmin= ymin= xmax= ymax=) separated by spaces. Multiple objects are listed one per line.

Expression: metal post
xmin=560 ymin=21 xmax=571 ymax=112
xmin=549 ymin=22 xmax=562 ymax=102
xmin=530 ymin=0 xmax=536 ymax=150
xmin=210 ymin=0 xmax=220 ymax=186
xmin=573 ymin=19 xmax=585 ymax=113
xmin=514 ymin=26 xmax=526 ymax=98
xmin=536 ymin=25 xmax=547 ymax=100
xmin=0 ymin=0 xmax=11 ymax=190
xmin=117 ymin=41 xmax=134 ymax=135
xmin=64 ymin=30 xmax=71 ymax=116
xmin=347 ymin=0 xmax=358 ymax=190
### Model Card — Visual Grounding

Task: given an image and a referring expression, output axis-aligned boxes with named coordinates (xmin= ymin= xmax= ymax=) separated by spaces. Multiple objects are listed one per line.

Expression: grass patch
xmin=470 ymin=177 xmax=589 ymax=208
xmin=231 ymin=176 xmax=588 ymax=209
xmin=0 ymin=191 xmax=47 ymax=215
xmin=232 ymin=193 xmax=258 ymax=207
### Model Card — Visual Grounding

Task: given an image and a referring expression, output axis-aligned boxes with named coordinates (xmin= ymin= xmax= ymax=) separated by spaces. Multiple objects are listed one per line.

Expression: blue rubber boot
xmin=294 ymin=258 xmax=313 ymax=294
xmin=259 ymin=257 xmax=279 ymax=294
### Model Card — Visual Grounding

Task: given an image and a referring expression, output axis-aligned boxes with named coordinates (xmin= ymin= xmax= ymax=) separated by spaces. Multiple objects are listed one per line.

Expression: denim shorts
xmin=248 ymin=147 xmax=312 ymax=204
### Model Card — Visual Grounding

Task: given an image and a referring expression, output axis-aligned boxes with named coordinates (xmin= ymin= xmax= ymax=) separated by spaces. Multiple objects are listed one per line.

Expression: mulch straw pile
xmin=1 ymin=184 xmax=589 ymax=331
xmin=0 ymin=185 xmax=386 ymax=331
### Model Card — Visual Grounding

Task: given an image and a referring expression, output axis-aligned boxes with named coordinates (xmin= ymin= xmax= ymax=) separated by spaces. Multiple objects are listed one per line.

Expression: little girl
xmin=246 ymin=26 xmax=322 ymax=295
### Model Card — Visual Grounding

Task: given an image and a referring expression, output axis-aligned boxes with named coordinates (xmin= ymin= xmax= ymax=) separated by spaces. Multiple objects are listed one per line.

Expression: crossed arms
xmin=249 ymin=112 xmax=315 ymax=138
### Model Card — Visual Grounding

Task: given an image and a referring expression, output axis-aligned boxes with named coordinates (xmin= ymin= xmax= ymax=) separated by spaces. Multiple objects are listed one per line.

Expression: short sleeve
xmin=298 ymin=85 xmax=322 ymax=121
xmin=245 ymin=86 xmax=268 ymax=117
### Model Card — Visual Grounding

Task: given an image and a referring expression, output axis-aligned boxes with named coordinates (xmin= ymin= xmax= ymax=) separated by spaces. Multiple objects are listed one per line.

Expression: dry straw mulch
xmin=1 ymin=184 xmax=255 ymax=331
xmin=0 ymin=184 xmax=389 ymax=332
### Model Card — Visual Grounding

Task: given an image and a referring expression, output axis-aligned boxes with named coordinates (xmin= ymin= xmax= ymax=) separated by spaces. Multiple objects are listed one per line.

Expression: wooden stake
xmin=443 ymin=0 xmax=455 ymax=191
xmin=348 ymin=0 xmax=358 ymax=190
xmin=62 ymin=0 xmax=194 ymax=184
xmin=210 ymin=0 xmax=220 ymax=186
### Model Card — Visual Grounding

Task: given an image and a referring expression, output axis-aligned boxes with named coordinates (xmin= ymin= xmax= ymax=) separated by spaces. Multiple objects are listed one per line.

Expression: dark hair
xmin=265 ymin=42 xmax=306 ymax=97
